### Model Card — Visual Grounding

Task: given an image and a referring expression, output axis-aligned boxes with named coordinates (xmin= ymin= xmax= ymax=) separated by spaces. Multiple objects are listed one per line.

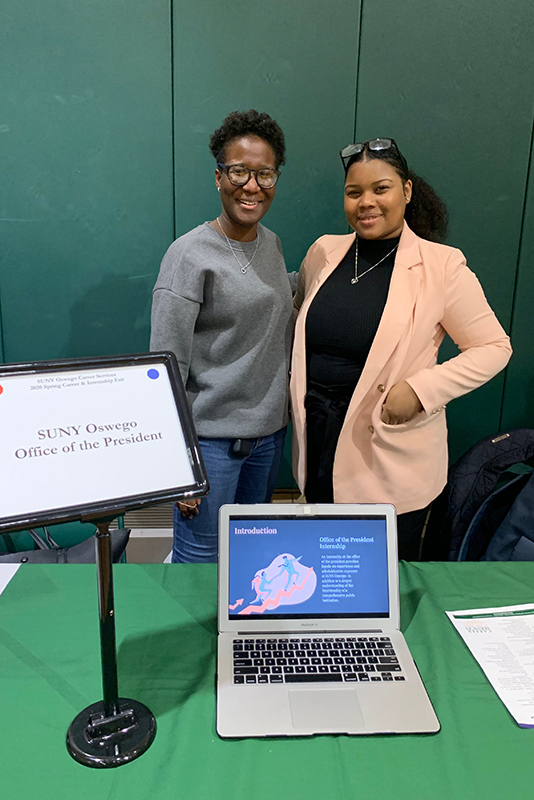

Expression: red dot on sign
xmin=0 ymin=385 xmax=3 ymax=395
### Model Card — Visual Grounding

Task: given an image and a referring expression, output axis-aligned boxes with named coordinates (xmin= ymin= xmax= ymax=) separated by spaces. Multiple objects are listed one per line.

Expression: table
xmin=1 ymin=562 xmax=532 ymax=799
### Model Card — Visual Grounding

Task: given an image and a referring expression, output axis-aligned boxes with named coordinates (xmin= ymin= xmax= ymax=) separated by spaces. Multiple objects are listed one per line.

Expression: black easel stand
xmin=66 ymin=521 xmax=156 ymax=768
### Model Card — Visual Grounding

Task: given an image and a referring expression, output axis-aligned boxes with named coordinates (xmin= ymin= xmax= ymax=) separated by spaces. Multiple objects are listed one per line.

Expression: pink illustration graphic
xmin=231 ymin=552 xmax=317 ymax=615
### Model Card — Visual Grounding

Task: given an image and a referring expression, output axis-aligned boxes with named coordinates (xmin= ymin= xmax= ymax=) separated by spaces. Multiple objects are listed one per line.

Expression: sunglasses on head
xmin=339 ymin=138 xmax=408 ymax=173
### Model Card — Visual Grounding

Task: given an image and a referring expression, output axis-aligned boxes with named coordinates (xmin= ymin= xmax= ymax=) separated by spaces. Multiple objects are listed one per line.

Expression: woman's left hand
xmin=381 ymin=381 xmax=423 ymax=425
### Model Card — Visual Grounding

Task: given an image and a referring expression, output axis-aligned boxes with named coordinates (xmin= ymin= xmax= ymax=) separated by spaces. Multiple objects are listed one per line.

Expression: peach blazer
xmin=290 ymin=223 xmax=512 ymax=514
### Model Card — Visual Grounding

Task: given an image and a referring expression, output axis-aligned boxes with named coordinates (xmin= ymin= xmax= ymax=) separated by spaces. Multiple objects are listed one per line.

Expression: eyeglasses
xmin=217 ymin=162 xmax=280 ymax=189
xmin=339 ymin=138 xmax=408 ymax=172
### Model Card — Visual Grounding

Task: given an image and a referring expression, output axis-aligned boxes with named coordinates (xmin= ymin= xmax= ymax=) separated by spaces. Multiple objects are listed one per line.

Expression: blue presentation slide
xmin=228 ymin=517 xmax=389 ymax=618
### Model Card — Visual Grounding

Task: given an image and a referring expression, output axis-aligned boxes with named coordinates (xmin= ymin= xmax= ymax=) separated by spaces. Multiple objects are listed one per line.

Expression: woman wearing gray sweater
xmin=150 ymin=110 xmax=293 ymax=562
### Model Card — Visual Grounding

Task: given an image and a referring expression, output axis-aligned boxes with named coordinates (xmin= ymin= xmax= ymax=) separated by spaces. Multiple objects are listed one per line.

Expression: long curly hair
xmin=344 ymin=143 xmax=448 ymax=242
xmin=209 ymin=110 xmax=286 ymax=168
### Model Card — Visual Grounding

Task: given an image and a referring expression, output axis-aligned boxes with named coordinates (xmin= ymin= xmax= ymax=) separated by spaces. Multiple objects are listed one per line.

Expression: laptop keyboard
xmin=232 ymin=636 xmax=404 ymax=685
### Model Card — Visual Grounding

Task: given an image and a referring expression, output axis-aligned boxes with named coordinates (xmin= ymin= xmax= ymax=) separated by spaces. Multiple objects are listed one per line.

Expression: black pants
xmin=304 ymin=388 xmax=350 ymax=503
xmin=396 ymin=505 xmax=431 ymax=561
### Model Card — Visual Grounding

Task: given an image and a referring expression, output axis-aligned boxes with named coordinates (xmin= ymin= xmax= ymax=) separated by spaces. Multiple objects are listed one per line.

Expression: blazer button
xmin=377 ymin=384 xmax=385 ymax=393
xmin=368 ymin=425 xmax=374 ymax=434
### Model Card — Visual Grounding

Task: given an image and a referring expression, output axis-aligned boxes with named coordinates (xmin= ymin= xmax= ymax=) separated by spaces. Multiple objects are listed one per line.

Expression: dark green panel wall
xmin=0 ymin=1 xmax=174 ymax=362
xmin=172 ymin=0 xmax=361 ymax=272
xmin=354 ymin=0 xmax=534 ymax=460
xmin=0 ymin=298 xmax=4 ymax=362
xmin=1 ymin=0 xmax=534 ymax=486
xmin=501 ymin=128 xmax=534 ymax=429
xmin=171 ymin=0 xmax=362 ymax=486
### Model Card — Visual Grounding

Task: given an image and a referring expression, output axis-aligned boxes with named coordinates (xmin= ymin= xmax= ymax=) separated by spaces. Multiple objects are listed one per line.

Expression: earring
xmin=217 ymin=187 xmax=220 ymax=192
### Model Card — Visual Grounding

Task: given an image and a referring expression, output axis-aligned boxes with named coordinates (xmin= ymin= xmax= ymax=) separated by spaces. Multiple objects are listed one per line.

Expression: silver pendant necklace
xmin=351 ymin=235 xmax=399 ymax=284
xmin=216 ymin=217 xmax=260 ymax=274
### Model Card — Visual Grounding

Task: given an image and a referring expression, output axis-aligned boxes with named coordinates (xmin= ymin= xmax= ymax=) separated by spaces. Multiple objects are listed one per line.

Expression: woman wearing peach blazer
xmin=290 ymin=139 xmax=512 ymax=559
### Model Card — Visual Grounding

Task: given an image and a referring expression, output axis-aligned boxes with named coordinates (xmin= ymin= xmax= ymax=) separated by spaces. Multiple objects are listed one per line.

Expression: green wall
xmin=353 ymin=0 xmax=534 ymax=460
xmin=501 ymin=129 xmax=534 ymax=430
xmin=0 ymin=1 xmax=174 ymax=362
xmin=1 ymin=0 xmax=534 ymax=483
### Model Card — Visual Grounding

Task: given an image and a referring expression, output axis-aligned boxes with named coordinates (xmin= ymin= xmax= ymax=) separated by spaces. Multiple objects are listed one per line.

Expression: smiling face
xmin=215 ymin=135 xmax=277 ymax=240
xmin=344 ymin=157 xmax=412 ymax=240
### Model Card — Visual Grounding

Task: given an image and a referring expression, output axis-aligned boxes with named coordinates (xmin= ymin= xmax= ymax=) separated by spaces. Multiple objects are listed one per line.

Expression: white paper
xmin=446 ymin=603 xmax=534 ymax=728
xmin=0 ymin=564 xmax=20 ymax=596
xmin=0 ymin=361 xmax=194 ymax=518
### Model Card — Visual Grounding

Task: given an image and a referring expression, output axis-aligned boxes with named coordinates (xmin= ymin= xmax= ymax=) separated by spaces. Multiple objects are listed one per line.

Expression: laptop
xmin=217 ymin=503 xmax=440 ymax=738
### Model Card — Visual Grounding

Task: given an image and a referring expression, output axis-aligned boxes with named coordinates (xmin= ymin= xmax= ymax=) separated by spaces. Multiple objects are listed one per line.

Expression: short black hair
xmin=209 ymin=109 xmax=286 ymax=168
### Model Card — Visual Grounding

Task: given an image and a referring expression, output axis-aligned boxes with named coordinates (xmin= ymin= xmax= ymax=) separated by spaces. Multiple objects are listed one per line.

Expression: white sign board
xmin=0 ymin=354 xmax=207 ymax=530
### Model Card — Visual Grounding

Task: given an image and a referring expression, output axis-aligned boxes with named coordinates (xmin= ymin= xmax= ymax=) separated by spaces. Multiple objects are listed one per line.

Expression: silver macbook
xmin=217 ymin=503 xmax=440 ymax=738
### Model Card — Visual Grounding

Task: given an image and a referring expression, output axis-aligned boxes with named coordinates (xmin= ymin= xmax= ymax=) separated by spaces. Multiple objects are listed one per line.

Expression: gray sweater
xmin=150 ymin=222 xmax=294 ymax=438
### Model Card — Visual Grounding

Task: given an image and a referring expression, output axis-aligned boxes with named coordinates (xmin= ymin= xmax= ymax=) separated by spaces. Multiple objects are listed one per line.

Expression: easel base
xmin=66 ymin=698 xmax=156 ymax=768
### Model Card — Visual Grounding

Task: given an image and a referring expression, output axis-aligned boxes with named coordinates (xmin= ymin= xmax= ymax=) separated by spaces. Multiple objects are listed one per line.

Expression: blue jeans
xmin=172 ymin=427 xmax=287 ymax=563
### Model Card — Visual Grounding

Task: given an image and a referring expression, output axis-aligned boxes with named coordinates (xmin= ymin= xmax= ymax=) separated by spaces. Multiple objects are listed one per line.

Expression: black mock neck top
xmin=306 ymin=234 xmax=400 ymax=394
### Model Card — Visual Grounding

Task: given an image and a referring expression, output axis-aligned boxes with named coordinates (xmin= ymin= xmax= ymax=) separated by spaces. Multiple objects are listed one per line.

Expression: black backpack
xmin=423 ymin=428 xmax=534 ymax=561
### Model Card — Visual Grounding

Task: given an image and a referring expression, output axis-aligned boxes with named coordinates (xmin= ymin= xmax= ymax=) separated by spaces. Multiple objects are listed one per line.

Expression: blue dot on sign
xmin=147 ymin=369 xmax=160 ymax=380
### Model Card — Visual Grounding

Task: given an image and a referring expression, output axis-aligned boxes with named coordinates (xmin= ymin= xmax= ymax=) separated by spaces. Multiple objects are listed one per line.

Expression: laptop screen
xmin=227 ymin=515 xmax=389 ymax=620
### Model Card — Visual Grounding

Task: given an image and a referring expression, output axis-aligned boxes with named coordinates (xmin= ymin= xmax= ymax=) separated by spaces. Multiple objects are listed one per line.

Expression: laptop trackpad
xmin=289 ymin=689 xmax=365 ymax=732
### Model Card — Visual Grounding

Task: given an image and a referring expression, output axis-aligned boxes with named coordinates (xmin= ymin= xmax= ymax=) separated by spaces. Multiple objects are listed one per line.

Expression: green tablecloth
xmin=1 ymin=562 xmax=532 ymax=799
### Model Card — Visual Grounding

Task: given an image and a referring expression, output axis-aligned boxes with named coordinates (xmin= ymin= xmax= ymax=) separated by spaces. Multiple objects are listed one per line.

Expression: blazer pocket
xmin=379 ymin=409 xmax=439 ymax=432
xmin=376 ymin=409 xmax=446 ymax=464
xmin=370 ymin=408 xmax=447 ymax=497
